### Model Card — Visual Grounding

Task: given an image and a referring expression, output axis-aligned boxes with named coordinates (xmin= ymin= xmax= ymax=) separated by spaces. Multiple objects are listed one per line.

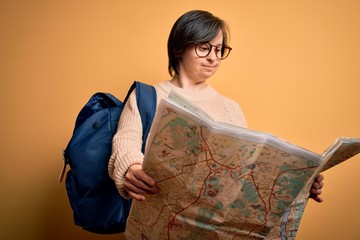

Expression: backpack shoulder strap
xmin=124 ymin=81 xmax=157 ymax=153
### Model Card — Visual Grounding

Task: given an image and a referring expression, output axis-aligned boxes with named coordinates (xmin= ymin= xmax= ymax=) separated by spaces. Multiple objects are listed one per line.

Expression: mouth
xmin=202 ymin=65 xmax=217 ymax=69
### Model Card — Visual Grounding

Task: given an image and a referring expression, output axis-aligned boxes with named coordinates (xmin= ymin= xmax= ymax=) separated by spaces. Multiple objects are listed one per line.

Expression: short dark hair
xmin=167 ymin=10 xmax=229 ymax=77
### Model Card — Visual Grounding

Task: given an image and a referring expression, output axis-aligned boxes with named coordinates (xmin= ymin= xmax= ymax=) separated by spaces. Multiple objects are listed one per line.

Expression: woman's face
xmin=178 ymin=30 xmax=223 ymax=83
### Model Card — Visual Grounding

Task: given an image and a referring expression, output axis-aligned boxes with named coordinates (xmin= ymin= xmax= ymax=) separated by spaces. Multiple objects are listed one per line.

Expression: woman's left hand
xmin=309 ymin=174 xmax=324 ymax=202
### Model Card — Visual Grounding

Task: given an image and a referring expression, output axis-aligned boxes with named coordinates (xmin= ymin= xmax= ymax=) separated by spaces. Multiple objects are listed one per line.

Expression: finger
xmin=131 ymin=175 xmax=158 ymax=194
xmin=133 ymin=170 xmax=157 ymax=188
xmin=315 ymin=174 xmax=324 ymax=182
xmin=125 ymin=176 xmax=158 ymax=196
xmin=124 ymin=180 xmax=151 ymax=201
xmin=312 ymin=177 xmax=324 ymax=188
xmin=310 ymin=194 xmax=324 ymax=203
xmin=127 ymin=190 xmax=146 ymax=201
xmin=312 ymin=182 xmax=323 ymax=190
xmin=124 ymin=179 xmax=150 ymax=195
xmin=125 ymin=178 xmax=158 ymax=201
xmin=310 ymin=188 xmax=322 ymax=195
xmin=128 ymin=165 xmax=157 ymax=188
xmin=125 ymin=170 xmax=158 ymax=194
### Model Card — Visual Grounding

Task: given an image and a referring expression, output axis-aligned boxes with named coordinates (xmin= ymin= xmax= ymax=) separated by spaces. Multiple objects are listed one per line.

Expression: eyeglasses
xmin=194 ymin=42 xmax=232 ymax=60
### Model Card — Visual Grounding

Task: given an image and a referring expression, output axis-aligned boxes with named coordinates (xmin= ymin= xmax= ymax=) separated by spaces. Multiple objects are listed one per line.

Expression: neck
xmin=170 ymin=75 xmax=208 ymax=91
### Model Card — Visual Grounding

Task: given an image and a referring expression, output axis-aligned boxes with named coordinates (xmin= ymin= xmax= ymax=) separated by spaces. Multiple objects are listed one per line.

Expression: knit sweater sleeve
xmin=108 ymin=90 xmax=143 ymax=198
xmin=227 ymin=98 xmax=248 ymax=128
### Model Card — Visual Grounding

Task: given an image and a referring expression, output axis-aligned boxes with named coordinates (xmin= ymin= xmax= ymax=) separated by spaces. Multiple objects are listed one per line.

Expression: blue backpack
xmin=60 ymin=81 xmax=156 ymax=234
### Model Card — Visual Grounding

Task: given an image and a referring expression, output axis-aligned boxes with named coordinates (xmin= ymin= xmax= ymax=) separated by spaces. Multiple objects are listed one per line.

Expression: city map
xmin=124 ymin=91 xmax=360 ymax=240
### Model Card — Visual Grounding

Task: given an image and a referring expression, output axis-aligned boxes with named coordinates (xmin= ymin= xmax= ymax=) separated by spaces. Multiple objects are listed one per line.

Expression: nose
xmin=206 ymin=46 xmax=217 ymax=61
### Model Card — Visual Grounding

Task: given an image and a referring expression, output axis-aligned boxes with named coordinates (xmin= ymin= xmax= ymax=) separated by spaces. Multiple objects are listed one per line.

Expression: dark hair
xmin=167 ymin=10 xmax=229 ymax=77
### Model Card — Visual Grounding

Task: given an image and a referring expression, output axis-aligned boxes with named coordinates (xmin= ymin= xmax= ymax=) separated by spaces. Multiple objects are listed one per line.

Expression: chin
xmin=202 ymin=71 xmax=217 ymax=79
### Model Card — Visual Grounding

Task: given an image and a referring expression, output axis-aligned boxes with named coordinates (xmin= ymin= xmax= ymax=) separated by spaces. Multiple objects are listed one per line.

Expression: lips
xmin=202 ymin=65 xmax=217 ymax=69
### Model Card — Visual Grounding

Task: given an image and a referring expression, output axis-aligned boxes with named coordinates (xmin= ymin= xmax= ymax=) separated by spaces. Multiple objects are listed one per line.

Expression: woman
xmin=108 ymin=10 xmax=324 ymax=202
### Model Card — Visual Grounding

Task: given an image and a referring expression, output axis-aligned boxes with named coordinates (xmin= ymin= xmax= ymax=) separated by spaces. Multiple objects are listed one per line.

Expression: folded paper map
xmin=124 ymin=91 xmax=360 ymax=240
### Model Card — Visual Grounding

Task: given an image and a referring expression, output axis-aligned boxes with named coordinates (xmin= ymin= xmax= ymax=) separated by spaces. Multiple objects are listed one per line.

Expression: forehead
xmin=209 ymin=31 xmax=224 ymax=45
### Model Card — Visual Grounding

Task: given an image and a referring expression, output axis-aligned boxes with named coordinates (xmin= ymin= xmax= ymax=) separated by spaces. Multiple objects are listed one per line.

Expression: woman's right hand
xmin=123 ymin=164 xmax=158 ymax=201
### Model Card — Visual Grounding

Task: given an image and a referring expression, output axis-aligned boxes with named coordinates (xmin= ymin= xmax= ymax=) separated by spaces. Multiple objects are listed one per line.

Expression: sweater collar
xmin=157 ymin=80 xmax=218 ymax=102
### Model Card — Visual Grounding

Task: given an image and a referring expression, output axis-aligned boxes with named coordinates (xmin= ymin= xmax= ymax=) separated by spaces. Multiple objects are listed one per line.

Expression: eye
xmin=198 ymin=44 xmax=210 ymax=52
xmin=215 ymin=46 xmax=222 ymax=53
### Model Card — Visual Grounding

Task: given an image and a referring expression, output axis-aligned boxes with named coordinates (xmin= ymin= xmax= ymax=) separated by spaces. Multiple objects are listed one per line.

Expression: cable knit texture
xmin=108 ymin=80 xmax=248 ymax=198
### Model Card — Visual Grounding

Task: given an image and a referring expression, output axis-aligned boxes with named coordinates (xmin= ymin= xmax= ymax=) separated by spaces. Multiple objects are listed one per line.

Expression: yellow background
xmin=1 ymin=0 xmax=359 ymax=239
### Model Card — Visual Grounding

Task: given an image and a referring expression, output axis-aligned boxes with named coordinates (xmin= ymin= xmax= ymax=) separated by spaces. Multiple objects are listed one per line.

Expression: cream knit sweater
xmin=108 ymin=80 xmax=248 ymax=197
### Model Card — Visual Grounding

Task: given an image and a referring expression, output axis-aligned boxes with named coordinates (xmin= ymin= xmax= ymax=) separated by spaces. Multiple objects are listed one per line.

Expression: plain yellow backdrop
xmin=1 ymin=0 xmax=359 ymax=239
